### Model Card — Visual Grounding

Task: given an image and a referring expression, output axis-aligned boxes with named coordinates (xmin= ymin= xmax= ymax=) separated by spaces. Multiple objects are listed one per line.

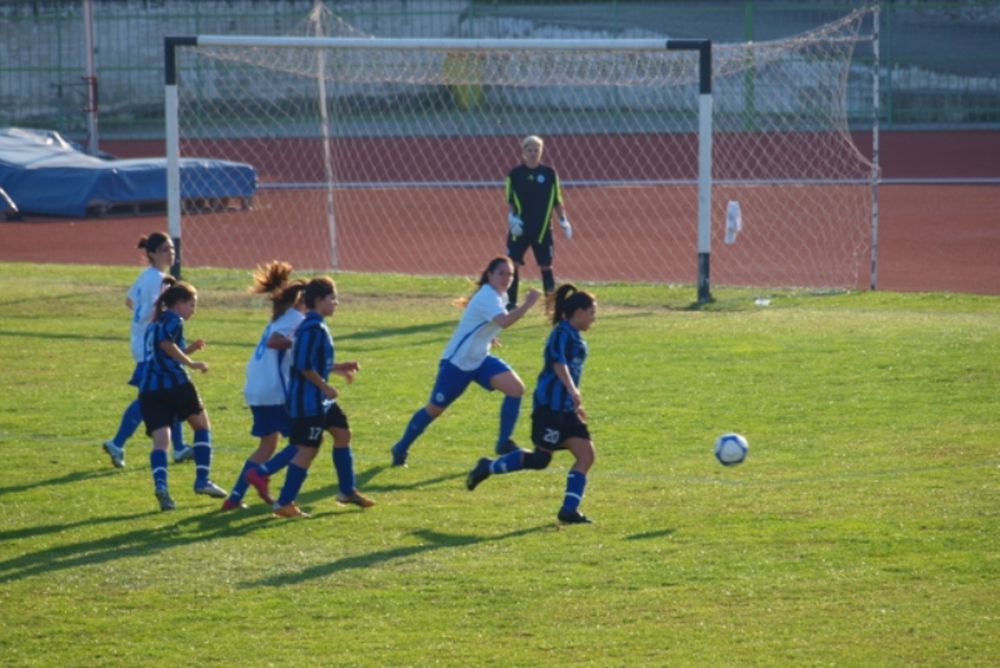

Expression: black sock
xmin=541 ymin=268 xmax=554 ymax=295
xmin=507 ymin=267 xmax=520 ymax=308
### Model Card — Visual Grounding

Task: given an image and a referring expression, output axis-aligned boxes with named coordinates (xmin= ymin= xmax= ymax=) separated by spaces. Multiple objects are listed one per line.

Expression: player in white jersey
xmin=390 ymin=256 xmax=540 ymax=467
xmin=222 ymin=261 xmax=307 ymax=511
xmin=102 ymin=232 xmax=191 ymax=469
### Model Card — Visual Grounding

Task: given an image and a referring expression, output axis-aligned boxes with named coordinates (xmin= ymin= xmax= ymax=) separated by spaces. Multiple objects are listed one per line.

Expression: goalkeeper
xmin=504 ymin=135 xmax=571 ymax=311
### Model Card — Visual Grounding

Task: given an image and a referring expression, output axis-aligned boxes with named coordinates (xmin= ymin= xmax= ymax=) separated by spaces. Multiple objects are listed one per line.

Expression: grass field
xmin=0 ymin=262 xmax=997 ymax=667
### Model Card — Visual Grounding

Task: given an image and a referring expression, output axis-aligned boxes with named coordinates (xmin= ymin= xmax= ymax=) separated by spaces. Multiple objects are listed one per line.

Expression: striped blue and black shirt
xmin=139 ymin=310 xmax=190 ymax=392
xmin=533 ymin=319 xmax=588 ymax=413
xmin=287 ymin=311 xmax=334 ymax=419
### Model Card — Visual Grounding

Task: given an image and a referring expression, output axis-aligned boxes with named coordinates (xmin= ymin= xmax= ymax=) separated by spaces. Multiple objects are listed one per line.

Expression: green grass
xmin=0 ymin=262 xmax=997 ymax=667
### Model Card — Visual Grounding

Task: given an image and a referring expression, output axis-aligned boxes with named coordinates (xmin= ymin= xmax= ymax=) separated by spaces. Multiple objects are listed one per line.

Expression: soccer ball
xmin=714 ymin=432 xmax=749 ymax=466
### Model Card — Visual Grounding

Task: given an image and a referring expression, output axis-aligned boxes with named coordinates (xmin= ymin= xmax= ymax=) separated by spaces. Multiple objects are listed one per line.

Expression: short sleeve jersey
xmin=139 ymin=310 xmax=189 ymax=392
xmin=533 ymin=320 xmax=588 ymax=413
xmin=287 ymin=311 xmax=333 ymax=418
xmin=505 ymin=163 xmax=562 ymax=230
xmin=440 ymin=284 xmax=506 ymax=372
xmin=243 ymin=308 xmax=306 ymax=407
xmin=127 ymin=266 xmax=167 ymax=363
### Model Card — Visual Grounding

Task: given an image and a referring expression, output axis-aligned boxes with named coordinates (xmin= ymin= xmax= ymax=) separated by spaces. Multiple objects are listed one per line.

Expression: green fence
xmin=1 ymin=0 xmax=998 ymax=141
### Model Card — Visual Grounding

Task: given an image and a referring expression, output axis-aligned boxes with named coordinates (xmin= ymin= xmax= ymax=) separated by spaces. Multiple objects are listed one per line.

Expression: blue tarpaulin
xmin=0 ymin=128 xmax=256 ymax=218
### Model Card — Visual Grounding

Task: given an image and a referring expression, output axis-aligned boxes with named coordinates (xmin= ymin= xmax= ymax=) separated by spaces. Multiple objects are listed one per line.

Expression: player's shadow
xmin=338 ymin=319 xmax=454 ymax=343
xmin=0 ymin=508 xmax=270 ymax=585
xmin=242 ymin=524 xmax=550 ymax=589
xmin=0 ymin=468 xmax=116 ymax=498
xmin=279 ymin=467 xmax=464 ymax=513
xmin=355 ymin=464 xmax=465 ymax=493
xmin=0 ymin=509 xmax=157 ymax=544
xmin=624 ymin=528 xmax=676 ymax=541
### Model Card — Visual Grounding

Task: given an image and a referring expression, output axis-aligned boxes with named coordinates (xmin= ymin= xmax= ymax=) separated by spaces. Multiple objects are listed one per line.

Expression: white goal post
xmin=164 ymin=7 xmax=877 ymax=298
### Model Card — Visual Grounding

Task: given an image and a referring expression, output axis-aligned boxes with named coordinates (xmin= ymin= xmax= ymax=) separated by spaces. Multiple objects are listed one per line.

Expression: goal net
xmin=166 ymin=6 xmax=876 ymax=291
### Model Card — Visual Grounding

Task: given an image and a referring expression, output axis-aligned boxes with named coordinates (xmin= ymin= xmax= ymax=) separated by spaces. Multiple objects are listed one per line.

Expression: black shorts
xmin=139 ymin=383 xmax=204 ymax=435
xmin=290 ymin=402 xmax=350 ymax=448
xmin=507 ymin=230 xmax=553 ymax=267
xmin=531 ymin=406 xmax=590 ymax=450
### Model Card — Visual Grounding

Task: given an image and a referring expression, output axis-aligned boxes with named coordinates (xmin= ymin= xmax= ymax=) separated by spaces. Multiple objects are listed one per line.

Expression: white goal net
xmin=166 ymin=6 xmax=876 ymax=291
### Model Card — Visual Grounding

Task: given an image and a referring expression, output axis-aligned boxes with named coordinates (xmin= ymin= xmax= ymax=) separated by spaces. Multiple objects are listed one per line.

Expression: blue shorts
xmin=128 ymin=362 xmax=146 ymax=388
xmin=429 ymin=356 xmax=512 ymax=409
xmin=250 ymin=404 xmax=292 ymax=438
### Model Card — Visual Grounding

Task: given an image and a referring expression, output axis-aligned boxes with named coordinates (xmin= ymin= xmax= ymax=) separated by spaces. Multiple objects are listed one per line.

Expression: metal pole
xmin=870 ymin=4 xmax=881 ymax=291
xmin=311 ymin=1 xmax=339 ymax=269
xmin=164 ymin=37 xmax=196 ymax=278
xmin=82 ymin=0 xmax=99 ymax=155
xmin=668 ymin=39 xmax=714 ymax=304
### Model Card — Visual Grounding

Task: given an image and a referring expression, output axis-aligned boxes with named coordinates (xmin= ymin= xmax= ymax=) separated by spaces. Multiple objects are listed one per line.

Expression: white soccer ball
xmin=714 ymin=432 xmax=749 ymax=466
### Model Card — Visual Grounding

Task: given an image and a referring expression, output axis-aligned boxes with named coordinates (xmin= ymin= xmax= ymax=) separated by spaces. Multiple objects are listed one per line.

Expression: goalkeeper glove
xmin=559 ymin=216 xmax=572 ymax=240
xmin=507 ymin=212 xmax=524 ymax=237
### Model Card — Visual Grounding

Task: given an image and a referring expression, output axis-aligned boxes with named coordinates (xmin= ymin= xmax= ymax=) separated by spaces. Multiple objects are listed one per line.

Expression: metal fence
xmin=1 ymin=0 xmax=998 ymax=143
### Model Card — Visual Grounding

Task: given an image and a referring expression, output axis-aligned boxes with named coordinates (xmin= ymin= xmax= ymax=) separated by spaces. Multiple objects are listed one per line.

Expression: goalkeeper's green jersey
xmin=505 ymin=163 xmax=562 ymax=234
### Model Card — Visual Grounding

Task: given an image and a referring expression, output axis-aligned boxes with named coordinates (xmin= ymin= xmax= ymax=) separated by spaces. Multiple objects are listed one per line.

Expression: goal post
xmin=164 ymin=7 xmax=876 ymax=296
xmin=667 ymin=39 xmax=713 ymax=303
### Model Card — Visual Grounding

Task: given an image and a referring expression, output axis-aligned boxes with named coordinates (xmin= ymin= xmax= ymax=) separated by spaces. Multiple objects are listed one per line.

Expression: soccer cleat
xmin=221 ymin=498 xmax=248 ymax=511
xmin=194 ymin=480 xmax=228 ymax=498
xmin=390 ymin=443 xmax=408 ymax=467
xmin=273 ymin=502 xmax=310 ymax=518
xmin=173 ymin=445 xmax=194 ymax=463
xmin=102 ymin=440 xmax=125 ymax=469
xmin=245 ymin=467 xmax=275 ymax=505
xmin=336 ymin=490 xmax=376 ymax=508
xmin=495 ymin=438 xmax=519 ymax=455
xmin=155 ymin=487 xmax=176 ymax=511
xmin=557 ymin=509 xmax=593 ymax=525
xmin=466 ymin=457 xmax=492 ymax=491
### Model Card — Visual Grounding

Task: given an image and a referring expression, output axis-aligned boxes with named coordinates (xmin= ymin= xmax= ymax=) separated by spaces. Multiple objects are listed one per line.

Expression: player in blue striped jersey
xmin=271 ymin=277 xmax=374 ymax=518
xmin=102 ymin=232 xmax=192 ymax=469
xmin=138 ymin=281 xmax=227 ymax=510
xmin=390 ymin=256 xmax=541 ymax=468
xmin=466 ymin=283 xmax=598 ymax=525
xmin=222 ymin=261 xmax=306 ymax=511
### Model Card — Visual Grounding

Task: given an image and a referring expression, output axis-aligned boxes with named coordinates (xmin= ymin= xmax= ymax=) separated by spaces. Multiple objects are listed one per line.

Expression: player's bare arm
xmin=494 ymin=288 xmax=540 ymax=329
xmin=301 ymin=368 xmax=337 ymax=399
xmin=266 ymin=332 xmax=293 ymax=350
xmin=160 ymin=340 xmax=208 ymax=373
xmin=333 ymin=361 xmax=359 ymax=384
xmin=553 ymin=361 xmax=585 ymax=418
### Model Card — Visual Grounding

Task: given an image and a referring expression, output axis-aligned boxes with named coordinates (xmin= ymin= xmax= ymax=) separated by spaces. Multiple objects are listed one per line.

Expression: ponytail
xmin=155 ymin=281 xmax=197 ymax=318
xmin=552 ymin=283 xmax=595 ymax=326
xmin=250 ymin=261 xmax=302 ymax=320
xmin=137 ymin=231 xmax=170 ymax=264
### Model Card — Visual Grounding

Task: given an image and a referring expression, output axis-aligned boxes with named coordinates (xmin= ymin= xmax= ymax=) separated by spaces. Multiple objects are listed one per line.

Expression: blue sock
xmin=394 ymin=408 xmax=434 ymax=454
xmin=560 ymin=470 xmax=587 ymax=514
xmin=489 ymin=449 xmax=524 ymax=475
xmin=150 ymin=449 xmax=169 ymax=490
xmin=333 ymin=447 xmax=355 ymax=496
xmin=112 ymin=399 xmax=143 ymax=448
xmin=170 ymin=420 xmax=187 ymax=452
xmin=277 ymin=463 xmax=308 ymax=507
xmin=228 ymin=460 xmax=254 ymax=501
xmin=193 ymin=428 xmax=211 ymax=485
xmin=497 ymin=395 xmax=521 ymax=449
xmin=261 ymin=444 xmax=297 ymax=476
